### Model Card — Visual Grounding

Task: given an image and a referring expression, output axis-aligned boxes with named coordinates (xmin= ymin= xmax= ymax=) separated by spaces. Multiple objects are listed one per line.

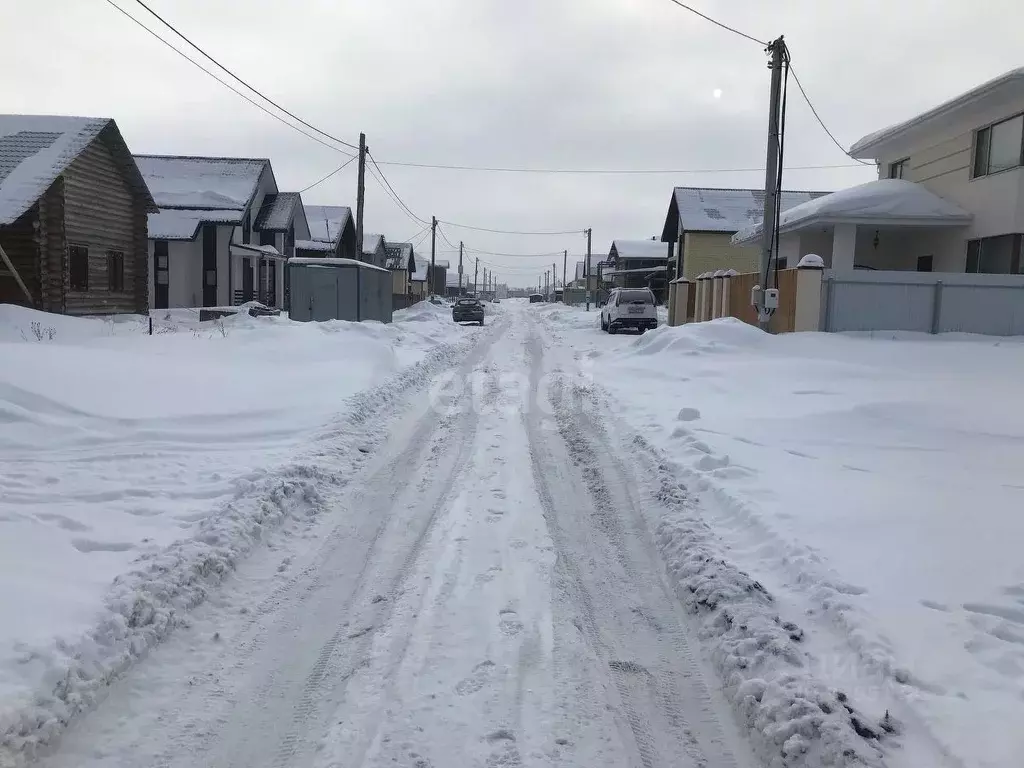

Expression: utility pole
xmin=458 ymin=241 xmax=464 ymax=294
xmin=356 ymin=132 xmax=367 ymax=257
xmin=552 ymin=262 xmax=557 ymax=295
xmin=430 ymin=216 xmax=437 ymax=297
xmin=756 ymin=36 xmax=787 ymax=332
xmin=585 ymin=227 xmax=593 ymax=311
xmin=473 ymin=258 xmax=479 ymax=295
xmin=563 ymin=250 xmax=567 ymax=294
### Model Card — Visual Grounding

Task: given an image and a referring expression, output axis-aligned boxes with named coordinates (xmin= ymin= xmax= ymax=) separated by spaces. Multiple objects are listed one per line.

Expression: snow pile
xmin=0 ymin=303 xmax=474 ymax=763
xmin=543 ymin=306 xmax=1024 ymax=767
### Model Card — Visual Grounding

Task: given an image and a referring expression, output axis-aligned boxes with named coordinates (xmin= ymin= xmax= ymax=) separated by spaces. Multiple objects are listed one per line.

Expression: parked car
xmin=600 ymin=288 xmax=658 ymax=334
xmin=491 ymin=297 xmax=500 ymax=304
xmin=529 ymin=293 xmax=544 ymax=303
xmin=453 ymin=297 xmax=485 ymax=325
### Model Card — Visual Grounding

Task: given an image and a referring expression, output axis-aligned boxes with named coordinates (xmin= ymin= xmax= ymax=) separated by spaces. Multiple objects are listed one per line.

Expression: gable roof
xmin=134 ymin=154 xmax=268 ymax=211
xmin=434 ymin=259 xmax=450 ymax=270
xmin=662 ymin=187 xmax=831 ymax=240
xmin=384 ymin=240 xmax=415 ymax=270
xmin=362 ymin=232 xmax=384 ymax=255
xmin=412 ymin=258 xmax=429 ymax=281
xmin=304 ymin=204 xmax=351 ymax=243
xmin=0 ymin=115 xmax=156 ymax=226
xmin=254 ymin=192 xmax=301 ymax=231
xmin=611 ymin=239 xmax=667 ymax=261
xmin=851 ymin=68 xmax=1024 ymax=158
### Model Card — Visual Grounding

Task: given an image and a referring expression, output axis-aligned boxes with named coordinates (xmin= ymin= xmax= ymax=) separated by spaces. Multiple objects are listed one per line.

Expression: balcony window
xmin=973 ymin=115 xmax=1024 ymax=177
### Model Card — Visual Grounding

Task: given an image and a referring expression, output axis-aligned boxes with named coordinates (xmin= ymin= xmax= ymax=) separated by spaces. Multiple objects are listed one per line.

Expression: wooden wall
xmin=726 ymin=268 xmax=798 ymax=333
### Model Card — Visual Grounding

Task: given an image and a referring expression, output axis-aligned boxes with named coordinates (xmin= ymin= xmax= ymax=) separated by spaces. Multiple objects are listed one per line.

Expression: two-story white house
xmin=733 ymin=68 xmax=1024 ymax=276
xmin=136 ymin=155 xmax=309 ymax=309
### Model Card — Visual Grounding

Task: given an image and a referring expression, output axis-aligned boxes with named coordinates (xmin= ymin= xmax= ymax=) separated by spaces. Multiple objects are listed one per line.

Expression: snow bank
xmin=0 ymin=303 xmax=473 ymax=764
xmin=544 ymin=307 xmax=1024 ymax=767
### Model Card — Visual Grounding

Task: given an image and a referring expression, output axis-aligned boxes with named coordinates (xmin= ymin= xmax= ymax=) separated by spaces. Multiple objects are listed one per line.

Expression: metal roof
xmin=668 ymin=187 xmax=831 ymax=235
xmin=134 ymin=154 xmax=268 ymax=210
xmin=304 ymin=204 xmax=351 ymax=244
xmin=611 ymin=239 xmax=668 ymax=260
xmin=384 ymin=241 xmax=415 ymax=270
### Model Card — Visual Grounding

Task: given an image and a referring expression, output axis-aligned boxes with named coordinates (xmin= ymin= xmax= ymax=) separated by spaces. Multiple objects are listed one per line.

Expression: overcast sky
xmin=4 ymin=0 xmax=1022 ymax=287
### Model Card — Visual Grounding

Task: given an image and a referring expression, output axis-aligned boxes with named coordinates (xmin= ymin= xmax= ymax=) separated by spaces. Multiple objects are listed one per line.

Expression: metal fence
xmin=822 ymin=271 xmax=1024 ymax=336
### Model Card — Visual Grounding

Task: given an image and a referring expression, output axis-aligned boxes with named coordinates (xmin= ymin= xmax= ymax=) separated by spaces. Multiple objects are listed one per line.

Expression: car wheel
xmin=479 ymin=319 xmax=484 ymax=326
xmin=608 ymin=324 xmax=617 ymax=335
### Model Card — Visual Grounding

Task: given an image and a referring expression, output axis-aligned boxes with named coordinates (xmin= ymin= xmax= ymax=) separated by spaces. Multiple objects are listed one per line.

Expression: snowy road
xmin=33 ymin=304 xmax=754 ymax=768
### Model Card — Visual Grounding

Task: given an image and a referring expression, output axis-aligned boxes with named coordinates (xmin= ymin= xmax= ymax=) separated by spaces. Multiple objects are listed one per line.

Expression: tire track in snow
xmin=523 ymin=320 xmax=754 ymax=768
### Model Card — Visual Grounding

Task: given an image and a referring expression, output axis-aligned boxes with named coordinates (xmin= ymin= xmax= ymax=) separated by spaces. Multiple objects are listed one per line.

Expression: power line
xmin=438 ymin=219 xmax=583 ymax=236
xmin=662 ymin=0 xmax=766 ymax=45
xmin=789 ymin=64 xmax=874 ymax=166
xmin=103 ymin=0 xmax=355 ymax=158
xmin=123 ymin=0 xmax=359 ymax=152
xmin=374 ymin=159 xmax=861 ymax=175
xmin=366 ymin=150 xmax=430 ymax=225
xmin=365 ymin=162 xmax=426 ymax=228
xmin=298 ymin=155 xmax=357 ymax=194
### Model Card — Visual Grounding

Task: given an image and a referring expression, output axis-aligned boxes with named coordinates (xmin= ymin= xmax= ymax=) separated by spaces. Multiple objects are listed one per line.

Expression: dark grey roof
xmin=0 ymin=115 xmax=156 ymax=225
xmin=384 ymin=241 xmax=414 ymax=270
xmin=254 ymin=192 xmax=300 ymax=231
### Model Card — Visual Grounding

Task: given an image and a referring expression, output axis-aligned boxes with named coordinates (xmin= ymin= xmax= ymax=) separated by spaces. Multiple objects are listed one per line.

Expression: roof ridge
xmin=673 ymin=185 xmax=835 ymax=194
xmin=133 ymin=153 xmax=270 ymax=163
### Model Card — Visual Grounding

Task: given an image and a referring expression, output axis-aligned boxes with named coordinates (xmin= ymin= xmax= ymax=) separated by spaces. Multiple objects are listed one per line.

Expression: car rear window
xmin=457 ymin=298 xmax=479 ymax=305
xmin=618 ymin=289 xmax=654 ymax=304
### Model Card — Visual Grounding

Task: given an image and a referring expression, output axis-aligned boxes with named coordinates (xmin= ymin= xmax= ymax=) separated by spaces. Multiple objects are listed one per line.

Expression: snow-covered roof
xmin=732 ymin=179 xmax=973 ymax=245
xmin=434 ymin=259 xmax=450 ymax=269
xmin=148 ymin=207 xmax=240 ymax=240
xmin=304 ymin=204 xmax=351 ymax=243
xmin=411 ymin=259 xmax=429 ymax=281
xmin=289 ymin=256 xmax=389 ymax=273
xmin=611 ymin=239 xmax=668 ymax=261
xmin=134 ymin=155 xmax=268 ymax=210
xmin=362 ymin=232 xmax=384 ymax=255
xmin=294 ymin=239 xmax=334 ymax=252
xmin=851 ymin=68 xmax=1024 ymax=158
xmin=0 ymin=115 xmax=155 ymax=226
xmin=384 ymin=241 xmax=414 ymax=270
xmin=254 ymin=192 xmax=300 ymax=231
xmin=668 ymin=187 xmax=831 ymax=235
xmin=604 ymin=265 xmax=668 ymax=276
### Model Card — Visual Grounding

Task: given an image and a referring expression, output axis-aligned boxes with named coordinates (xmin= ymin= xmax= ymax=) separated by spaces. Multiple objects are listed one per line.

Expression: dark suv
xmin=452 ymin=297 xmax=485 ymax=325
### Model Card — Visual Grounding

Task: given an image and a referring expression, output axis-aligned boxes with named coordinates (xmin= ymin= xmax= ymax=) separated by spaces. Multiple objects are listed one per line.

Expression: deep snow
xmin=540 ymin=303 xmax=1024 ymax=768
xmin=0 ymin=301 xmax=469 ymax=762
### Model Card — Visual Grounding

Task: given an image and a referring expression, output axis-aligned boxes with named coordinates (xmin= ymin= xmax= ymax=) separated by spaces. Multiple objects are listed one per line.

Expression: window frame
xmin=972 ymin=113 xmax=1024 ymax=179
xmin=107 ymin=250 xmax=125 ymax=292
xmin=68 ymin=244 xmax=89 ymax=291
xmin=888 ymin=158 xmax=909 ymax=179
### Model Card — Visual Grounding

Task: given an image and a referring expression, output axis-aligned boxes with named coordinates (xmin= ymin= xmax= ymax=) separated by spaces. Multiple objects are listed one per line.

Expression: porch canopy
xmin=731 ymin=179 xmax=971 ymax=271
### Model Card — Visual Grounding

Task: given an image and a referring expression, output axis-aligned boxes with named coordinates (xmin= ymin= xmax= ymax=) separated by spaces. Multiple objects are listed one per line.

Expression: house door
xmin=202 ymin=224 xmax=217 ymax=306
xmin=267 ymin=261 xmax=277 ymax=307
xmin=241 ymin=257 xmax=253 ymax=301
xmin=153 ymin=240 xmax=169 ymax=309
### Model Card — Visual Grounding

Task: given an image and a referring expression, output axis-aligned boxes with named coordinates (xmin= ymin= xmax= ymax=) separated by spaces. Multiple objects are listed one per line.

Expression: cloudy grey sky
xmin=4 ymin=0 xmax=1022 ymax=287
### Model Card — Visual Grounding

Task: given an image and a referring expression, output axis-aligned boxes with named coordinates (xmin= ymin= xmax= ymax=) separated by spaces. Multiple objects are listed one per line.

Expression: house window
xmin=888 ymin=159 xmax=909 ymax=179
xmin=107 ymin=250 xmax=125 ymax=291
xmin=965 ymin=235 xmax=1022 ymax=274
xmin=69 ymin=245 xmax=89 ymax=290
xmin=242 ymin=210 xmax=251 ymax=244
xmin=973 ymin=114 xmax=1024 ymax=177
xmin=916 ymin=255 xmax=933 ymax=272
xmin=260 ymin=229 xmax=275 ymax=247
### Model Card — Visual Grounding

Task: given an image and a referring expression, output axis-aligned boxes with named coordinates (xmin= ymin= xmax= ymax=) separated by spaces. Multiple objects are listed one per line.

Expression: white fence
xmin=821 ymin=271 xmax=1024 ymax=336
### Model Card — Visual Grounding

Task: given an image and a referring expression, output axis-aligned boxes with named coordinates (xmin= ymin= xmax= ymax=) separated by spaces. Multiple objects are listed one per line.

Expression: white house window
xmin=973 ymin=114 xmax=1024 ymax=177
xmin=888 ymin=158 xmax=908 ymax=179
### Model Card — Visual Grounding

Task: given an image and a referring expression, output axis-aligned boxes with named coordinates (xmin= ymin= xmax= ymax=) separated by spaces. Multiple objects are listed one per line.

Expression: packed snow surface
xmin=540 ymin=303 xmax=1024 ymax=768
xmin=0 ymin=301 xmax=463 ymax=759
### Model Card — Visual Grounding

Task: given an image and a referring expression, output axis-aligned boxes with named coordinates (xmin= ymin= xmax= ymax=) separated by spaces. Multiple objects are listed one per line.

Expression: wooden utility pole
xmin=458 ymin=241 xmax=464 ymax=293
xmin=356 ymin=132 xmax=367 ymax=256
xmin=562 ymin=250 xmax=567 ymax=294
xmin=430 ymin=216 xmax=437 ymax=297
xmin=757 ymin=37 xmax=787 ymax=331
xmin=585 ymin=228 xmax=593 ymax=311
xmin=473 ymin=258 xmax=479 ymax=295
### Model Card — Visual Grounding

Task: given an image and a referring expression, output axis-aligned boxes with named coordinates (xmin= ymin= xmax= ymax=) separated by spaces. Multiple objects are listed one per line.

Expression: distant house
xmin=361 ymin=232 xmax=387 ymax=269
xmin=574 ymin=254 xmax=603 ymax=290
xmin=604 ymin=239 xmax=670 ymax=298
xmin=410 ymin=256 xmax=429 ymax=302
xmin=430 ymin=259 xmax=449 ymax=296
xmin=135 ymin=155 xmax=301 ymax=309
xmin=298 ymin=204 xmax=357 ymax=261
xmin=384 ymin=240 xmax=417 ymax=308
xmin=0 ymin=115 xmax=156 ymax=314
xmin=661 ymin=186 xmax=829 ymax=280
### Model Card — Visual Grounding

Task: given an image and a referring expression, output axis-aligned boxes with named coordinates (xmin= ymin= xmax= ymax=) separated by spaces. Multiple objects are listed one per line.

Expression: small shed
xmin=288 ymin=257 xmax=392 ymax=323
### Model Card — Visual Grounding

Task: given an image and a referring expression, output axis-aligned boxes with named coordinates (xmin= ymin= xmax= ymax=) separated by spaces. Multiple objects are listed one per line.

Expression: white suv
xmin=601 ymin=288 xmax=658 ymax=334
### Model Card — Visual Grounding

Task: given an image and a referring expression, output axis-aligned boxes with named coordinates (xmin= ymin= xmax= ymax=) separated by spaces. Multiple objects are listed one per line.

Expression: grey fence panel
xmin=939 ymin=284 xmax=1024 ymax=335
xmin=826 ymin=279 xmax=934 ymax=333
